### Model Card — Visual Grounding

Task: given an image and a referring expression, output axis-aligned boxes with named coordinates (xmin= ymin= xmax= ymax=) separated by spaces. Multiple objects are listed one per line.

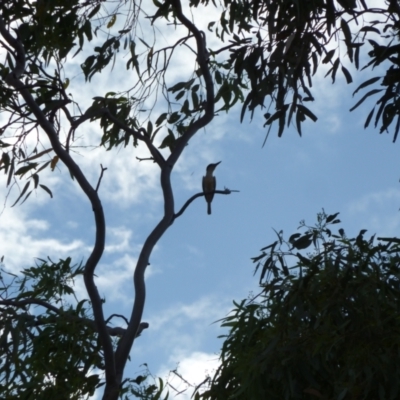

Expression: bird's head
xmin=206 ymin=161 xmax=221 ymax=173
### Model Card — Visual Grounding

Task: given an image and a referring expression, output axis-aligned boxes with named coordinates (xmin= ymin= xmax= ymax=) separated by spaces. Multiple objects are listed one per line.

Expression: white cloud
xmin=140 ymin=295 xmax=231 ymax=369
xmin=0 ymin=204 xmax=84 ymax=273
xmin=104 ymin=226 xmax=133 ymax=253
xmin=158 ymin=351 xmax=220 ymax=400
xmin=347 ymin=188 xmax=400 ymax=235
xmin=348 ymin=188 xmax=400 ymax=214
xmin=149 ymin=295 xmax=229 ymax=333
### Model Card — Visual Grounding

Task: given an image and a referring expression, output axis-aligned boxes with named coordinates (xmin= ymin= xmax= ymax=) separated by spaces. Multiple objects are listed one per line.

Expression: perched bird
xmin=202 ymin=161 xmax=221 ymax=215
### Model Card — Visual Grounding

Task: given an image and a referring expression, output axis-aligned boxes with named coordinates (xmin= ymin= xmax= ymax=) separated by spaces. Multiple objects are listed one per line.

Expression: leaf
xmin=297 ymin=105 xmax=318 ymax=122
xmin=341 ymin=18 xmax=353 ymax=61
xmin=155 ymin=113 xmax=167 ymax=126
xmin=147 ymin=46 xmax=153 ymax=72
xmin=311 ymin=52 xmax=318 ymax=75
xmin=322 ymin=49 xmax=335 ymax=64
xmin=147 ymin=120 xmax=153 ymax=137
xmin=107 ymin=14 xmax=117 ymax=29
xmin=296 ymin=109 xmax=304 ymax=136
xmin=168 ymin=79 xmax=194 ymax=93
xmin=1 ymin=151 xmax=10 ymax=170
xmin=191 ymin=90 xmax=199 ymax=110
xmin=355 ymin=45 xmax=360 ymax=69
xmin=393 ymin=115 xmax=400 ymax=143
xmin=331 ymin=57 xmax=340 ymax=83
xmin=168 ymin=81 xmax=186 ymax=93
xmin=6 ymin=157 xmax=14 ymax=186
xmin=265 ymin=110 xmax=283 ymax=125
xmin=88 ymin=3 xmax=101 ymax=19
xmin=22 ymin=148 xmax=52 ymax=163
xmin=289 ymin=233 xmax=302 ymax=243
xmin=50 ymin=156 xmax=59 ymax=171
xmin=11 ymin=181 xmax=30 ymax=207
xmin=241 ymin=92 xmax=253 ymax=122
xmin=0 ymin=141 xmax=12 ymax=148
xmin=360 ymin=26 xmax=380 ymax=34
xmin=181 ymin=99 xmax=190 ymax=115
xmin=32 ymin=173 xmax=39 ymax=188
xmin=296 ymin=252 xmax=311 ymax=264
xmin=39 ymin=184 xmax=53 ymax=198
xmin=292 ymin=234 xmax=313 ymax=250
xmin=139 ymin=38 xmax=151 ymax=48
xmin=260 ymin=241 xmax=278 ymax=252
xmin=364 ymin=107 xmax=375 ymax=128
xmin=167 ymin=112 xmax=180 ymax=124
xmin=341 ymin=66 xmax=353 ymax=83
xmin=326 ymin=212 xmax=340 ymax=223
xmin=15 ymin=163 xmax=38 ymax=177
xmin=353 ymin=77 xmax=381 ymax=96
xmin=20 ymin=190 xmax=32 ymax=206
xmin=158 ymin=131 xmax=176 ymax=150
xmin=175 ymin=90 xmax=185 ymax=101
xmin=350 ymin=89 xmax=383 ymax=111
xmin=36 ymin=160 xmax=51 ymax=174
xmin=215 ymin=70 xmax=222 ymax=85
xmin=259 ymin=256 xmax=272 ymax=283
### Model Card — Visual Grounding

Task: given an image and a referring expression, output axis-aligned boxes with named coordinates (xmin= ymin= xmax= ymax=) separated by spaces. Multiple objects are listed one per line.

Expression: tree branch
xmin=102 ymin=109 xmax=166 ymax=167
xmin=114 ymin=0 xmax=216 ymax=379
xmin=95 ymin=164 xmax=108 ymax=192
xmin=173 ymin=189 xmax=236 ymax=220
xmin=0 ymin=16 xmax=116 ymax=387
xmin=0 ymin=299 xmax=149 ymax=338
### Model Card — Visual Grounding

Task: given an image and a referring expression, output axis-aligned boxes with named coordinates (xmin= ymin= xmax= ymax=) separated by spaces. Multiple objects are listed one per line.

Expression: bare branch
xmin=174 ymin=189 xmax=236 ymax=220
xmin=0 ymin=298 xmax=60 ymax=313
xmin=136 ymin=156 xmax=156 ymax=162
xmin=105 ymin=313 xmax=129 ymax=325
xmin=95 ymin=164 xmax=108 ymax=192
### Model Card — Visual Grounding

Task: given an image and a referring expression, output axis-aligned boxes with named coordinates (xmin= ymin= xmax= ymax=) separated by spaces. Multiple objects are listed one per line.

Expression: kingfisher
xmin=202 ymin=161 xmax=221 ymax=215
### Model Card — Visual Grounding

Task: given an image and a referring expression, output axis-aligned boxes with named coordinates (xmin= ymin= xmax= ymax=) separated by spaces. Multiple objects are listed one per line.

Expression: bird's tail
xmin=207 ymin=203 xmax=211 ymax=215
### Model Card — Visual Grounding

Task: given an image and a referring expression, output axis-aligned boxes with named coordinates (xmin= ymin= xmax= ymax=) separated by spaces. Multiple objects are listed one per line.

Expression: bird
xmin=202 ymin=161 xmax=221 ymax=215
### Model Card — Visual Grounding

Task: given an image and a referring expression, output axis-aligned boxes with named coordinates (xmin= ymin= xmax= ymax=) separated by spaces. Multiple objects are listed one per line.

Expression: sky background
xmin=1 ymin=1 xmax=400 ymax=398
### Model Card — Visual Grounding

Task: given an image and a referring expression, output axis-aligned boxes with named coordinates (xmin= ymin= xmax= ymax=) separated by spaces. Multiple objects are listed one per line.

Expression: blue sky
xmin=1 ymin=1 xmax=400 ymax=398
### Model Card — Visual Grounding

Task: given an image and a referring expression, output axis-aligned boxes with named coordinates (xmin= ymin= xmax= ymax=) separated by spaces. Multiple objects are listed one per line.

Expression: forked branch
xmin=114 ymin=0 xmax=216 ymax=384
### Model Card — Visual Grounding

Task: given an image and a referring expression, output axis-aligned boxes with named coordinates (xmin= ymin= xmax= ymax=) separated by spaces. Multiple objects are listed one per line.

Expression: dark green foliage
xmin=191 ymin=0 xmax=400 ymax=140
xmin=0 ymin=259 xmax=166 ymax=399
xmin=199 ymin=211 xmax=400 ymax=400
xmin=0 ymin=259 xmax=102 ymax=399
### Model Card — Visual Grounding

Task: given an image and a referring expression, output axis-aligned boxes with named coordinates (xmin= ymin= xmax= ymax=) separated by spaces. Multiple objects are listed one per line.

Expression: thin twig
xmin=95 ymin=164 xmax=108 ymax=192
xmin=136 ymin=156 xmax=154 ymax=162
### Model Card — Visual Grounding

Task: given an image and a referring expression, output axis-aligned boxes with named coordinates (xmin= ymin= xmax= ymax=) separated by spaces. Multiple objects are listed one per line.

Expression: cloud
xmin=348 ymin=188 xmax=400 ymax=214
xmin=0 ymin=204 xmax=84 ymax=274
xmin=347 ymin=188 xmax=400 ymax=235
xmin=137 ymin=294 xmax=232 ymax=372
xmin=104 ymin=226 xmax=134 ymax=253
xmin=158 ymin=351 xmax=220 ymax=400
xmin=149 ymin=295 xmax=230 ymax=333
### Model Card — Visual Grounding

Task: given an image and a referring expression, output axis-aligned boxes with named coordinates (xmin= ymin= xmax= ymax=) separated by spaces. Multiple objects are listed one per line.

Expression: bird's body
xmin=202 ymin=161 xmax=221 ymax=215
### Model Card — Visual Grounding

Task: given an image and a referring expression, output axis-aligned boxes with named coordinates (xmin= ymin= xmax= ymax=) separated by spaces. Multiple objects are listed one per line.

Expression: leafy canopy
xmin=192 ymin=0 xmax=400 ymax=140
xmin=199 ymin=211 xmax=400 ymax=400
